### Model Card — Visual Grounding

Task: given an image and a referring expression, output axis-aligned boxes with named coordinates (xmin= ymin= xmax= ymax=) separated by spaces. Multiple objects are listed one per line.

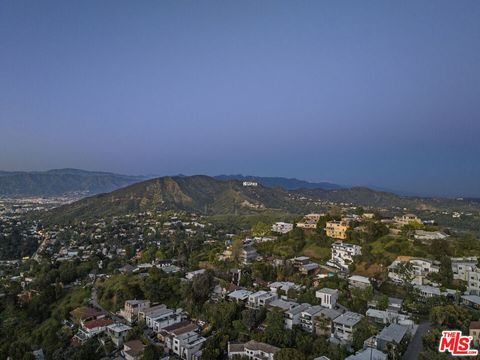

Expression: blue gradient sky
xmin=1 ymin=1 xmax=480 ymax=197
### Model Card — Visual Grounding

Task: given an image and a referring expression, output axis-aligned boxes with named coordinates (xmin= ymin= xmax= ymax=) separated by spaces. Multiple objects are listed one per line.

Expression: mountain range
xmin=38 ymin=174 xmax=480 ymax=224
xmin=0 ymin=169 xmax=344 ymax=197
xmin=0 ymin=169 xmax=149 ymax=196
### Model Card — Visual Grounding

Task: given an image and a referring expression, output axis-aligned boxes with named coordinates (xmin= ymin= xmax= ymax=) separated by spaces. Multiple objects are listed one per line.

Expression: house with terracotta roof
xmin=82 ymin=318 xmax=114 ymax=338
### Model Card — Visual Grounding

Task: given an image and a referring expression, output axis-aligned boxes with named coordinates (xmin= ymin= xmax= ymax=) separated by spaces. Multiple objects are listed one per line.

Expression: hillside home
xmin=327 ymin=241 xmax=362 ymax=271
xmin=314 ymin=308 xmax=342 ymax=337
xmin=469 ymin=321 xmax=480 ymax=347
xmin=122 ymin=340 xmax=145 ymax=360
xmin=325 ymin=221 xmax=349 ymax=240
xmin=349 ymin=275 xmax=371 ymax=289
xmin=247 ymin=291 xmax=278 ymax=309
xmin=332 ymin=311 xmax=364 ymax=343
xmin=284 ymin=303 xmax=312 ymax=330
xmin=228 ymin=340 xmax=279 ymax=360
xmin=106 ymin=323 xmax=132 ymax=347
xmin=395 ymin=214 xmax=422 ymax=226
xmin=388 ymin=257 xmax=440 ymax=285
xmin=316 ymin=288 xmax=339 ymax=309
xmin=271 ymin=222 xmax=293 ymax=234
xmin=120 ymin=300 xmax=150 ymax=323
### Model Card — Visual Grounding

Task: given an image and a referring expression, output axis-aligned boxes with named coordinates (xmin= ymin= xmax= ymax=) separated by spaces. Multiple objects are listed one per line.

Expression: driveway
xmin=403 ymin=320 xmax=432 ymax=360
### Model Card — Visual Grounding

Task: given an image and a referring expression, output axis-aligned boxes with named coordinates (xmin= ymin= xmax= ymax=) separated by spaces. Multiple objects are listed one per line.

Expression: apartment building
xmin=325 ymin=221 xmax=349 ymax=239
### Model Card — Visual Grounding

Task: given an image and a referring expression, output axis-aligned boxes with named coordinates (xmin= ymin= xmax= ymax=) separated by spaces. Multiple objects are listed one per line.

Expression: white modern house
xmin=327 ymin=241 xmax=362 ymax=271
xmin=247 ymin=291 xmax=278 ymax=309
xmin=316 ymin=288 xmax=339 ymax=309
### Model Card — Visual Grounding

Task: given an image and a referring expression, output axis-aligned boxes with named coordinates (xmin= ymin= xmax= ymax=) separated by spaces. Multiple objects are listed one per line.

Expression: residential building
xmin=314 ymin=308 xmax=342 ymax=337
xmin=120 ymin=300 xmax=150 ymax=323
xmin=451 ymin=257 xmax=478 ymax=281
xmin=316 ymin=288 xmax=339 ymax=309
xmin=469 ymin=321 xmax=480 ymax=347
xmin=348 ymin=275 xmax=371 ymax=289
xmin=366 ymin=309 xmax=411 ymax=326
xmin=149 ymin=308 xmax=183 ymax=332
xmin=106 ymin=323 xmax=132 ymax=347
xmin=414 ymin=284 xmax=441 ymax=298
xmin=172 ymin=331 xmax=206 ymax=360
xmin=228 ymin=289 xmax=253 ymax=303
xmin=332 ymin=311 xmax=364 ymax=343
xmin=227 ymin=340 xmax=279 ymax=360
xmin=301 ymin=305 xmax=323 ymax=333
xmin=297 ymin=220 xmax=318 ymax=230
xmin=269 ymin=281 xmax=302 ymax=294
xmin=346 ymin=348 xmax=387 ymax=360
xmin=247 ymin=291 xmax=278 ymax=309
xmin=388 ymin=257 xmax=440 ymax=285
xmin=240 ymin=245 xmax=258 ymax=264
xmin=82 ymin=318 xmax=114 ymax=338
xmin=284 ymin=303 xmax=311 ymax=330
xmin=462 ymin=295 xmax=480 ymax=310
xmin=395 ymin=214 xmax=422 ymax=226
xmin=185 ymin=269 xmax=206 ymax=280
xmin=122 ymin=340 xmax=145 ymax=360
xmin=305 ymin=213 xmax=323 ymax=221
xmin=289 ymin=256 xmax=320 ymax=275
xmin=271 ymin=222 xmax=293 ymax=234
xmin=467 ymin=271 xmax=480 ymax=296
xmin=375 ymin=323 xmax=409 ymax=352
xmin=327 ymin=241 xmax=362 ymax=271
xmin=414 ymin=230 xmax=449 ymax=241
xmin=325 ymin=221 xmax=349 ymax=240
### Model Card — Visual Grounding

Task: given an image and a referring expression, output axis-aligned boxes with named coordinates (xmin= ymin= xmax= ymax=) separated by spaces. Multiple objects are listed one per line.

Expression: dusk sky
xmin=1 ymin=1 xmax=480 ymax=197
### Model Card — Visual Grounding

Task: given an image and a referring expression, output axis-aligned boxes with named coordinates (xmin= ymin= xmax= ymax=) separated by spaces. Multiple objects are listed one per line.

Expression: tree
xmin=142 ymin=344 xmax=160 ymax=360
xmin=377 ymin=294 xmax=389 ymax=311
xmin=352 ymin=318 xmax=377 ymax=351
xmin=274 ymin=348 xmax=305 ymax=360
xmin=251 ymin=222 xmax=271 ymax=237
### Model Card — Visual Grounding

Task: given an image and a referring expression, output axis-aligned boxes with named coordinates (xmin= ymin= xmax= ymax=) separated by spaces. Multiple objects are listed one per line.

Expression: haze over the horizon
xmin=1 ymin=1 xmax=480 ymax=197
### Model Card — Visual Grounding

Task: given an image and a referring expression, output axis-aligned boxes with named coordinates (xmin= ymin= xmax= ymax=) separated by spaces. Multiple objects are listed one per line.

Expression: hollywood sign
xmin=243 ymin=181 xmax=258 ymax=187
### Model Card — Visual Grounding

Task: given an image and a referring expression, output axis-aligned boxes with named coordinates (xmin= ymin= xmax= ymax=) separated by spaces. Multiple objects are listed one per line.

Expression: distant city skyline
xmin=1 ymin=1 xmax=480 ymax=197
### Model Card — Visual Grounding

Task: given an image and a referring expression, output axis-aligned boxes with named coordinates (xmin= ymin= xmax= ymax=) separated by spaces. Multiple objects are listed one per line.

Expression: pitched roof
xmin=124 ymin=340 xmax=145 ymax=357
xmin=83 ymin=318 xmax=113 ymax=330
xmin=470 ymin=321 xmax=480 ymax=330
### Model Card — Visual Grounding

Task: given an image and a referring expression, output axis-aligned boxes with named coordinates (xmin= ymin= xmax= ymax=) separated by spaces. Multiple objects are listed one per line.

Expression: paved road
xmin=89 ymin=282 xmax=124 ymax=323
xmin=403 ymin=320 xmax=431 ymax=360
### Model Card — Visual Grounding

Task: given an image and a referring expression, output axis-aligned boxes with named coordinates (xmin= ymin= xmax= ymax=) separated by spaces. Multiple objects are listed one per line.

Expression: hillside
xmin=38 ymin=175 xmax=480 ymax=224
xmin=0 ymin=169 xmax=148 ymax=196
xmin=39 ymin=175 xmax=305 ymax=223
xmin=214 ymin=174 xmax=342 ymax=190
